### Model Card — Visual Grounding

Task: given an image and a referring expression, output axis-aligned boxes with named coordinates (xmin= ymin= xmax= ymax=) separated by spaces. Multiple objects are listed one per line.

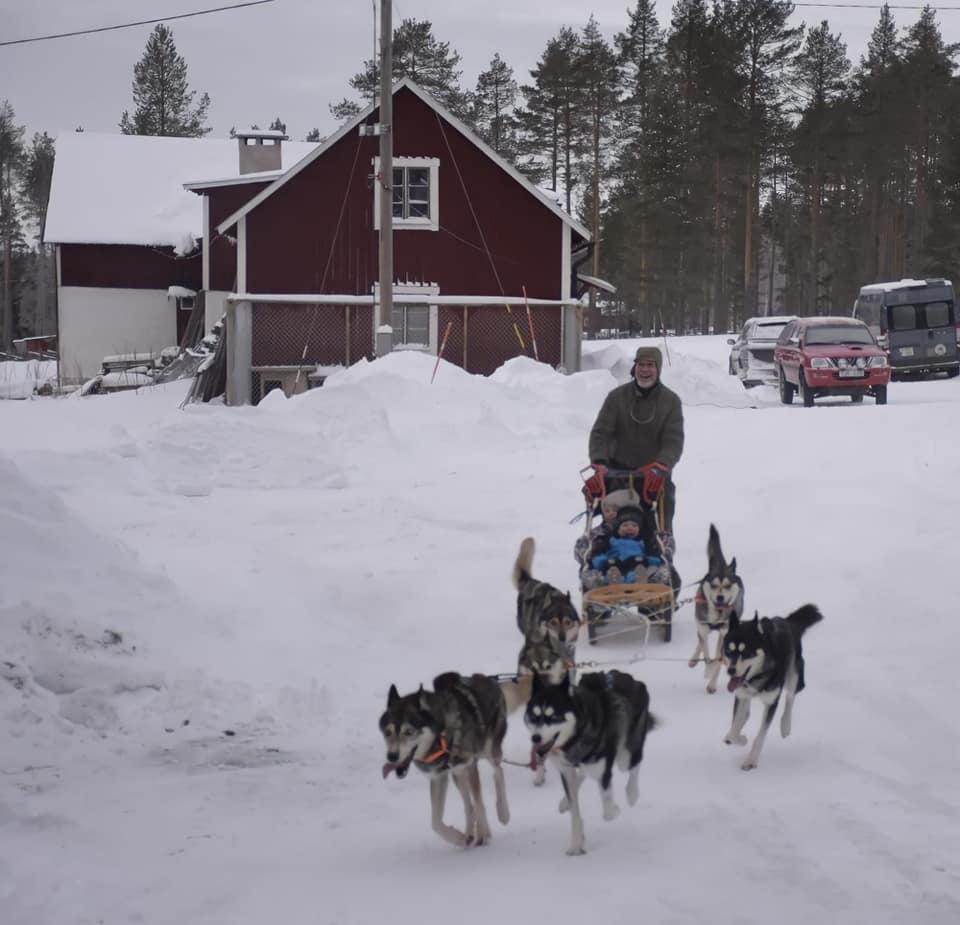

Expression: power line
xmin=0 ymin=1 xmax=276 ymax=48
xmin=794 ymin=3 xmax=960 ymax=8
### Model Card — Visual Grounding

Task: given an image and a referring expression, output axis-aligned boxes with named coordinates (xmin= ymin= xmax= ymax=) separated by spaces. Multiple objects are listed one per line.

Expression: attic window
xmin=374 ymin=156 xmax=439 ymax=231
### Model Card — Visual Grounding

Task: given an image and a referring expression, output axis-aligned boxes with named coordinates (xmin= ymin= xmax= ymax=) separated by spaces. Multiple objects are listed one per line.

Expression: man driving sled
xmin=585 ymin=346 xmax=684 ymax=536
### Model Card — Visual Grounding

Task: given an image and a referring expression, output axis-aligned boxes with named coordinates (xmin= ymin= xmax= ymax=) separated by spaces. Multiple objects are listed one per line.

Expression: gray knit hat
xmin=633 ymin=346 xmax=663 ymax=374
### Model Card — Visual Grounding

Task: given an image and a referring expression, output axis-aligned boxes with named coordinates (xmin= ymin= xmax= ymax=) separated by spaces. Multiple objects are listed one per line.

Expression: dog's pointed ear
xmin=387 ymin=683 xmax=399 ymax=706
xmin=417 ymin=684 xmax=429 ymax=711
xmin=728 ymin=608 xmax=740 ymax=630
xmin=752 ymin=610 xmax=761 ymax=627
xmin=565 ymin=591 xmax=572 ymax=602
xmin=730 ymin=556 xmax=737 ymax=574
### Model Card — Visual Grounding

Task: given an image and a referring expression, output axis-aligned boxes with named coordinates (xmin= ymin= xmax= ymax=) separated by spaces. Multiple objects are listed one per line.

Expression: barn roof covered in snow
xmin=44 ymin=131 xmax=317 ymax=253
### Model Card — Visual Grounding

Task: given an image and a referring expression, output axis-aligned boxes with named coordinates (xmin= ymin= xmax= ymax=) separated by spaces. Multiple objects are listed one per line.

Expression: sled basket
xmin=582 ymin=581 xmax=675 ymax=647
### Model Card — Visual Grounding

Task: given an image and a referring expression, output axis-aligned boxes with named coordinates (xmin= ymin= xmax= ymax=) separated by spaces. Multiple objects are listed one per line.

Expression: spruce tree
xmin=119 ymin=24 xmax=211 ymax=136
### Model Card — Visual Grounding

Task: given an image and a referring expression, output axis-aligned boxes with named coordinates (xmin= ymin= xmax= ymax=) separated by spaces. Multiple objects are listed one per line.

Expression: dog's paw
xmin=706 ymin=682 xmax=717 ymax=694
xmin=626 ymin=779 xmax=638 ymax=806
xmin=688 ymin=658 xmax=698 ymax=669
xmin=780 ymin=715 xmax=792 ymax=738
xmin=740 ymin=758 xmax=758 ymax=771
xmin=724 ymin=733 xmax=748 ymax=746
xmin=558 ymin=796 xmax=570 ymax=814
xmin=602 ymin=802 xmax=621 ymax=822
xmin=533 ymin=765 xmax=547 ymax=787
xmin=566 ymin=843 xmax=587 ymax=856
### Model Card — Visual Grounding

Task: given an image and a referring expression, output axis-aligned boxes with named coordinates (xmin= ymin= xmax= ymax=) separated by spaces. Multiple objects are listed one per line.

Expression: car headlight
xmin=810 ymin=358 xmax=833 ymax=369
xmin=867 ymin=356 xmax=888 ymax=368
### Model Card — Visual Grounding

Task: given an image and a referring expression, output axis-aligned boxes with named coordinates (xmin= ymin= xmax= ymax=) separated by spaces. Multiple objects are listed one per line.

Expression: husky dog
xmin=516 ymin=634 xmax=575 ymax=786
xmin=690 ymin=524 xmax=745 ymax=694
xmin=513 ymin=536 xmax=581 ymax=655
xmin=380 ymin=672 xmax=510 ymax=847
xmin=525 ymin=670 xmax=657 ymax=855
xmin=724 ymin=604 xmax=824 ymax=771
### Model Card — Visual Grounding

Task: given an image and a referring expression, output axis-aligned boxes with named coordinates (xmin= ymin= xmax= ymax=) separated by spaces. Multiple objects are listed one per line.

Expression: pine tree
xmin=471 ymin=54 xmax=518 ymax=157
xmin=0 ymin=100 xmax=25 ymax=348
xmin=792 ymin=21 xmax=851 ymax=311
xmin=336 ymin=19 xmax=469 ymax=119
xmin=19 ymin=132 xmax=56 ymax=336
xmin=516 ymin=28 xmax=585 ymax=210
xmin=119 ymin=24 xmax=211 ymax=136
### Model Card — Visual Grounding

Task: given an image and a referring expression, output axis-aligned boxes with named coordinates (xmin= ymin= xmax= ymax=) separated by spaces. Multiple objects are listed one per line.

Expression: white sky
xmin=1 ymin=334 xmax=958 ymax=922
xmin=1 ymin=0 xmax=948 ymax=144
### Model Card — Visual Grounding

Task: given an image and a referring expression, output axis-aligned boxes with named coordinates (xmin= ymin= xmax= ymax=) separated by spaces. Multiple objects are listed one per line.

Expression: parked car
xmin=774 ymin=317 xmax=890 ymax=406
xmin=727 ymin=315 xmax=797 ymax=387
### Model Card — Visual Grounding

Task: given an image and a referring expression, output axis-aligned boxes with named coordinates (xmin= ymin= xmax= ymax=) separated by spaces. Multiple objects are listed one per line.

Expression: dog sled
xmin=578 ymin=468 xmax=676 ymax=646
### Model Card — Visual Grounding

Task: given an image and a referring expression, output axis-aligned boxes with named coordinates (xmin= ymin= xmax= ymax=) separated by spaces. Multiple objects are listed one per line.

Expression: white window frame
xmin=373 ymin=282 xmax=440 ymax=351
xmin=373 ymin=156 xmax=439 ymax=232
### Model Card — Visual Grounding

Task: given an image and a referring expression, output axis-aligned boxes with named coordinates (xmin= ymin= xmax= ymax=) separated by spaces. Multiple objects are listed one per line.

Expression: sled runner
xmin=578 ymin=468 xmax=676 ymax=646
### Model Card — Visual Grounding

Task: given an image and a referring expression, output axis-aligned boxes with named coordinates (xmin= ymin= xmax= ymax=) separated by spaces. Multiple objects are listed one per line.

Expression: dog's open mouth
xmin=529 ymin=734 xmax=558 ymax=768
xmin=727 ymin=675 xmax=744 ymax=693
xmin=382 ymin=752 xmax=414 ymax=780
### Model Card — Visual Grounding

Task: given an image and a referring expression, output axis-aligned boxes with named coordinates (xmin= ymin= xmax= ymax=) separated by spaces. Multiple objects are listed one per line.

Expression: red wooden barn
xmin=187 ymin=80 xmax=602 ymax=403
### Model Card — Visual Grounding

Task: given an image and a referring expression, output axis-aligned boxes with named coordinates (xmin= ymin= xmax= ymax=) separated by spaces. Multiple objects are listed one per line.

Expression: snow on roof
xmin=44 ymin=132 xmax=317 ymax=253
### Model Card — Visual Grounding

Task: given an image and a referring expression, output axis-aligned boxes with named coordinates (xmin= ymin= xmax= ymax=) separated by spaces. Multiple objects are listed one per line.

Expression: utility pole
xmin=377 ymin=0 xmax=393 ymax=355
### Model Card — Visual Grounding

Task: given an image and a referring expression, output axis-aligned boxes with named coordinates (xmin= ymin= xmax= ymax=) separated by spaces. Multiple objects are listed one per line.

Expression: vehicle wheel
xmin=778 ymin=367 xmax=794 ymax=405
xmin=851 ymin=392 xmax=864 ymax=403
xmin=874 ymin=385 xmax=888 ymax=405
xmin=799 ymin=371 xmax=814 ymax=407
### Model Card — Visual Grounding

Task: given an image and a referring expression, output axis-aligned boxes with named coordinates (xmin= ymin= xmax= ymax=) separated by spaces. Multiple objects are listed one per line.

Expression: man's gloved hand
xmin=583 ymin=463 xmax=608 ymax=499
xmin=638 ymin=462 xmax=669 ymax=505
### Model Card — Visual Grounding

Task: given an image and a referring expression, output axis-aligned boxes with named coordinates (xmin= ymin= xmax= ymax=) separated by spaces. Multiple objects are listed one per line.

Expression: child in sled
xmin=583 ymin=505 xmax=671 ymax=590
xmin=574 ymin=488 xmax=640 ymax=574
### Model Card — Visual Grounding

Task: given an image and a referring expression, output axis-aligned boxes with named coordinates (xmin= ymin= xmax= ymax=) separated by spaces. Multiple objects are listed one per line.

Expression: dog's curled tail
xmin=512 ymin=537 xmax=536 ymax=589
xmin=499 ymin=674 xmax=532 ymax=715
xmin=786 ymin=603 xmax=824 ymax=634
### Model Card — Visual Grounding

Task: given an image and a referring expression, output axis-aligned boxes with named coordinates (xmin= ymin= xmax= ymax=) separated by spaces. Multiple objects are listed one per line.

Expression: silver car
xmin=728 ymin=315 xmax=798 ymax=387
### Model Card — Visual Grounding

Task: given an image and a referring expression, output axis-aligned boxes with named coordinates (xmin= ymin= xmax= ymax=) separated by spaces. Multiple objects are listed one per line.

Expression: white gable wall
xmin=58 ymin=288 xmax=175 ymax=382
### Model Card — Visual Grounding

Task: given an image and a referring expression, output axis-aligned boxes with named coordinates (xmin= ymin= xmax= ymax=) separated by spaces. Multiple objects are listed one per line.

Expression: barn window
xmin=373 ymin=157 xmax=439 ymax=231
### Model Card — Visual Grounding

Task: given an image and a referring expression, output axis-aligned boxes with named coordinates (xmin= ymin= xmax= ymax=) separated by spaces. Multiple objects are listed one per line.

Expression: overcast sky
xmin=0 ymin=0 xmax=952 ymax=145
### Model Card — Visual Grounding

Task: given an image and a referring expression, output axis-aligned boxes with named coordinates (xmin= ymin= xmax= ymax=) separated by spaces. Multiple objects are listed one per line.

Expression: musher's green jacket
xmin=588 ymin=380 xmax=684 ymax=471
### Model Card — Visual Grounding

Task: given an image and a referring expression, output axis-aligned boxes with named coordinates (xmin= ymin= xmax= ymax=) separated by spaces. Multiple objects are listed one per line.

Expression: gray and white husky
xmin=513 ymin=536 xmax=581 ymax=655
xmin=724 ymin=604 xmax=824 ymax=770
xmin=525 ymin=670 xmax=657 ymax=855
xmin=691 ymin=524 xmax=745 ymax=693
xmin=379 ymin=672 xmax=511 ymax=847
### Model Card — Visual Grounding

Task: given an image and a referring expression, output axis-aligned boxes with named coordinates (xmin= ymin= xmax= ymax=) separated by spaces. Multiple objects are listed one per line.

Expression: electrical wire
xmin=0 ymin=1 xmax=275 ymax=48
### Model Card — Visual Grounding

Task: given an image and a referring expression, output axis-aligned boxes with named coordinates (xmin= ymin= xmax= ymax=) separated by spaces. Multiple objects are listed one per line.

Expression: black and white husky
xmin=724 ymin=604 xmax=824 ymax=770
xmin=525 ymin=670 xmax=657 ymax=855
xmin=379 ymin=672 xmax=511 ymax=847
xmin=691 ymin=524 xmax=744 ymax=694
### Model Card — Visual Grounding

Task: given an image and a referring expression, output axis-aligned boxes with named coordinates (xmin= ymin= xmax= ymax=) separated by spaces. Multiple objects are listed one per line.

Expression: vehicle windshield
xmin=804 ymin=325 xmax=874 ymax=346
xmin=752 ymin=323 xmax=788 ymax=340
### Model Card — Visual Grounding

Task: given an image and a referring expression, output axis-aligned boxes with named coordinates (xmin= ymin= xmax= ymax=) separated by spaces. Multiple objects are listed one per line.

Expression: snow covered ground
xmin=2 ymin=335 xmax=958 ymax=925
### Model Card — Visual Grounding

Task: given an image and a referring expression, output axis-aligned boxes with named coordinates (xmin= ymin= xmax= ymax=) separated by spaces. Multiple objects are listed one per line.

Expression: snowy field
xmin=2 ymin=335 xmax=958 ymax=925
